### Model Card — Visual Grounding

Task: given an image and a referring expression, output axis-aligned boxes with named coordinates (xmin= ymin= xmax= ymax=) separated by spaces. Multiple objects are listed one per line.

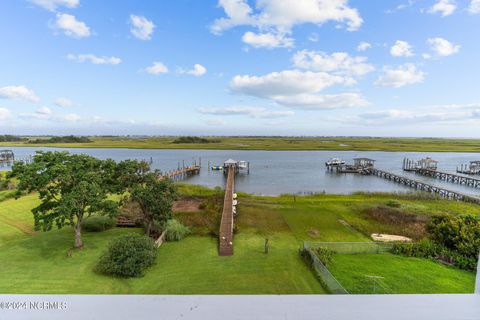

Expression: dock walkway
xmin=371 ymin=168 xmax=480 ymax=204
xmin=219 ymin=166 xmax=235 ymax=256
xmin=414 ymin=169 xmax=480 ymax=189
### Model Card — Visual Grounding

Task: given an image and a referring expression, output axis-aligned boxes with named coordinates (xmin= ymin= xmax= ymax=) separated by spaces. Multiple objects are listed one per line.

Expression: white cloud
xmin=64 ymin=113 xmax=81 ymax=122
xmin=0 ymin=85 xmax=40 ymax=102
xmin=179 ymin=64 xmax=207 ymax=77
xmin=427 ymin=37 xmax=460 ymax=56
xmin=390 ymin=40 xmax=414 ymax=57
xmin=272 ymin=93 xmax=369 ymax=109
xmin=428 ymin=0 xmax=456 ymax=17
xmin=67 ymin=54 xmax=121 ymax=65
xmin=36 ymin=107 xmax=52 ymax=115
xmin=0 ymin=107 xmax=11 ymax=121
xmin=144 ymin=62 xmax=169 ymax=75
xmin=230 ymin=69 xmax=368 ymax=109
xmin=242 ymin=31 xmax=294 ymax=49
xmin=357 ymin=41 xmax=371 ymax=52
xmin=292 ymin=50 xmax=374 ymax=76
xmin=129 ymin=15 xmax=155 ymax=40
xmin=469 ymin=0 xmax=480 ymax=14
xmin=54 ymin=97 xmax=75 ymax=107
xmin=231 ymin=70 xmax=350 ymax=98
xmin=54 ymin=13 xmax=90 ymax=38
xmin=375 ymin=63 xmax=425 ymax=88
xmin=198 ymin=106 xmax=294 ymax=118
xmin=355 ymin=104 xmax=480 ymax=125
xmin=29 ymin=0 xmax=79 ymax=11
xmin=211 ymin=0 xmax=362 ymax=48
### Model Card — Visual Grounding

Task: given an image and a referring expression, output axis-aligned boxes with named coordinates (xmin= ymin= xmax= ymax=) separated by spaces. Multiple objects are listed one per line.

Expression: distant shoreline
xmin=2 ymin=136 xmax=480 ymax=152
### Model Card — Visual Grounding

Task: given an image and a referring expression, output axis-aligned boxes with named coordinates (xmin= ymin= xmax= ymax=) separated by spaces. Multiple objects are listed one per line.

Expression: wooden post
xmin=264 ymin=238 xmax=269 ymax=254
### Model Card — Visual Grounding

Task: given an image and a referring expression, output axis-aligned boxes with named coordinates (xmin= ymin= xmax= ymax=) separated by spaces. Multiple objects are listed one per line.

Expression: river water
xmin=2 ymin=147 xmax=480 ymax=196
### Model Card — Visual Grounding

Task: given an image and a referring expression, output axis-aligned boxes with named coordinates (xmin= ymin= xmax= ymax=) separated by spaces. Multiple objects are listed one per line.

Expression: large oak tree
xmin=10 ymin=151 xmax=119 ymax=248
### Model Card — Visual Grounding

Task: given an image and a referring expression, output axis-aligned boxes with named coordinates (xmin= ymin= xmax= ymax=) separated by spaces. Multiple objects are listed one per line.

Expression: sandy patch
xmin=371 ymin=233 xmax=412 ymax=242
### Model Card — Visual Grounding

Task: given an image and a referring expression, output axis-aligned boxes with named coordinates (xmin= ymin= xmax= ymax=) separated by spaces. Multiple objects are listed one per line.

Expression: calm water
xmin=2 ymin=146 xmax=480 ymax=196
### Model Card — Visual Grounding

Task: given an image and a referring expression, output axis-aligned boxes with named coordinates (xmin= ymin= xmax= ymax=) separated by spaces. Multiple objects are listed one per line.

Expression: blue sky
xmin=1 ymin=0 xmax=479 ymax=137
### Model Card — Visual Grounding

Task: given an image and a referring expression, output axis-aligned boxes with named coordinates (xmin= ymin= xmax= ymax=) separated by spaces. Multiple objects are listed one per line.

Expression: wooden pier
xmin=0 ymin=150 xmax=33 ymax=168
xmin=370 ymin=168 xmax=480 ymax=204
xmin=403 ymin=157 xmax=480 ymax=189
xmin=219 ymin=166 xmax=235 ymax=256
xmin=413 ymin=168 xmax=480 ymax=189
xmin=161 ymin=164 xmax=201 ymax=181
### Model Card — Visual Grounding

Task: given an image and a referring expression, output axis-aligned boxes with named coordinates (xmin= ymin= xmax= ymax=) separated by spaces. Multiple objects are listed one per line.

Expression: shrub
xmin=165 ymin=219 xmax=190 ymax=241
xmin=97 ymin=234 xmax=157 ymax=277
xmin=386 ymin=200 xmax=401 ymax=208
xmin=312 ymin=247 xmax=336 ymax=267
xmin=81 ymin=216 xmax=116 ymax=232
xmin=391 ymin=239 xmax=440 ymax=258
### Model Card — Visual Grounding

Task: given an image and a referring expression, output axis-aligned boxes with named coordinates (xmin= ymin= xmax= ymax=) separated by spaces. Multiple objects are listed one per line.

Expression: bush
xmin=165 ymin=219 xmax=190 ymax=241
xmin=312 ymin=247 xmax=335 ymax=267
xmin=82 ymin=216 xmax=116 ymax=232
xmin=391 ymin=239 xmax=440 ymax=258
xmin=386 ymin=200 xmax=401 ymax=208
xmin=97 ymin=234 xmax=157 ymax=277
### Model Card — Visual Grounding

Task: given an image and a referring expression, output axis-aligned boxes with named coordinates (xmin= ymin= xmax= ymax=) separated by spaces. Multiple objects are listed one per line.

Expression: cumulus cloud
xmin=0 ymin=85 xmax=40 ymax=102
xmin=211 ymin=0 xmax=362 ymax=48
xmin=230 ymin=69 xmax=368 ymax=109
xmin=178 ymin=64 xmax=207 ymax=77
xmin=54 ymin=97 xmax=75 ymax=107
xmin=427 ymin=37 xmax=460 ymax=56
xmin=428 ymin=0 xmax=456 ymax=17
xmin=198 ymin=106 xmax=294 ymax=118
xmin=357 ymin=41 xmax=371 ymax=52
xmin=272 ymin=93 xmax=369 ymax=109
xmin=54 ymin=13 xmax=90 ymax=38
xmin=29 ymin=0 xmax=79 ymax=11
xmin=67 ymin=54 xmax=121 ymax=65
xmin=242 ymin=31 xmax=294 ymax=49
xmin=390 ymin=40 xmax=414 ymax=57
xmin=292 ymin=50 xmax=374 ymax=76
xmin=144 ymin=62 xmax=169 ymax=75
xmin=374 ymin=63 xmax=425 ymax=88
xmin=0 ymin=107 xmax=11 ymax=121
xmin=231 ymin=70 xmax=350 ymax=98
xmin=469 ymin=0 xmax=480 ymax=13
xmin=130 ymin=15 xmax=155 ymax=40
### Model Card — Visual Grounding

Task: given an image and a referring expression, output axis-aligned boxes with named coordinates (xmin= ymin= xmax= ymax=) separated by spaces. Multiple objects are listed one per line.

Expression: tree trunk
xmin=74 ymin=222 xmax=83 ymax=249
xmin=145 ymin=220 xmax=151 ymax=237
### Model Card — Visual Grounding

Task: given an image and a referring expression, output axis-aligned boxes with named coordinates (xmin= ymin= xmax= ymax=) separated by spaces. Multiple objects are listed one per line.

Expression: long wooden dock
xmin=414 ymin=169 xmax=480 ymax=189
xmin=161 ymin=165 xmax=200 ymax=181
xmin=219 ymin=166 xmax=235 ymax=256
xmin=370 ymin=168 xmax=480 ymax=204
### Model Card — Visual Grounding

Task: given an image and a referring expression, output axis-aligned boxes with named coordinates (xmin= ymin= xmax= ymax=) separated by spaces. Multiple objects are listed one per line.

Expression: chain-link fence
xmin=304 ymin=241 xmax=393 ymax=254
xmin=301 ymin=246 xmax=348 ymax=294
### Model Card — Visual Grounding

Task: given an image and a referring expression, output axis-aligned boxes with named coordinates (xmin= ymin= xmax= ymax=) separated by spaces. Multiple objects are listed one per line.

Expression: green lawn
xmin=0 ymin=188 xmax=477 ymax=294
xmin=3 ymin=136 xmax=480 ymax=152
xmin=328 ymin=253 xmax=476 ymax=294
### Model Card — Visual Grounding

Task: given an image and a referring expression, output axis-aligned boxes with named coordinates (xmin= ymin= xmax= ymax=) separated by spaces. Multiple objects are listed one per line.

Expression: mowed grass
xmin=0 ymin=193 xmax=324 ymax=294
xmin=328 ymin=254 xmax=476 ymax=294
xmin=0 ymin=188 xmax=477 ymax=294
xmin=4 ymin=136 xmax=480 ymax=152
